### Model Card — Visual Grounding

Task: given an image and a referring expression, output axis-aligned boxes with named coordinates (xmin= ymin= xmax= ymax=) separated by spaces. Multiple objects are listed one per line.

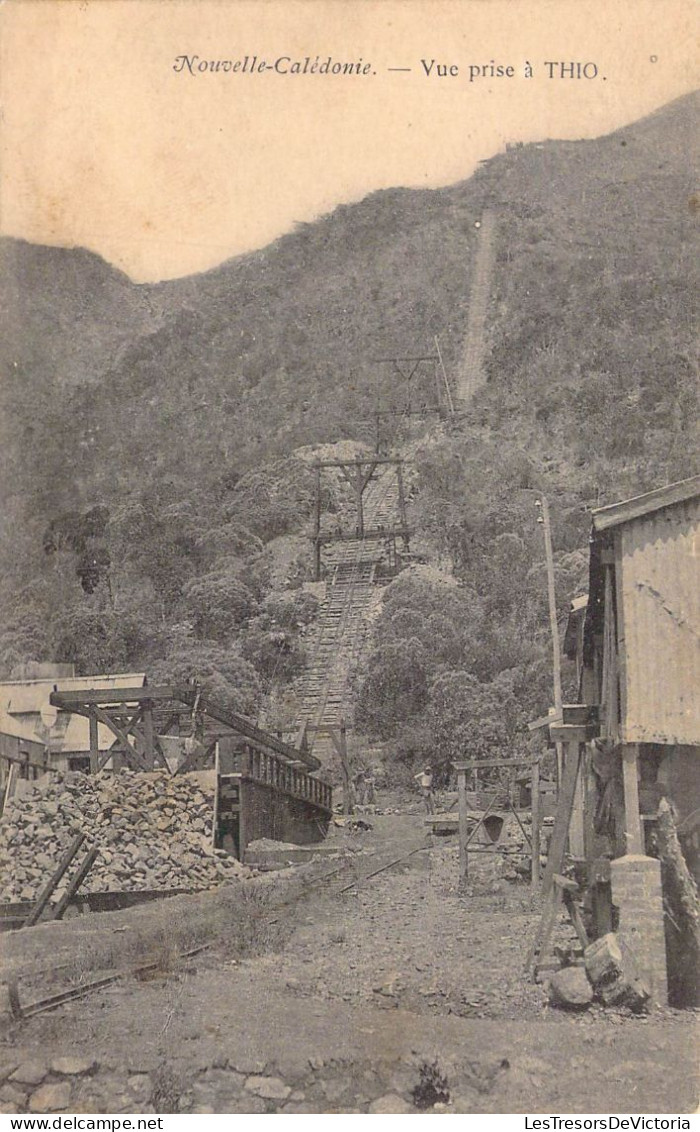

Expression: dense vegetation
xmin=0 ymin=92 xmax=696 ymax=767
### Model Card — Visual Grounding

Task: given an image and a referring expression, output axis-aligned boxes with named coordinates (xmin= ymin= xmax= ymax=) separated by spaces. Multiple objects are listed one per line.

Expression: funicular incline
xmin=296 ymin=210 xmax=498 ymax=768
xmin=296 ymin=462 xmax=406 ymax=767
xmin=456 ymin=208 xmax=497 ymax=403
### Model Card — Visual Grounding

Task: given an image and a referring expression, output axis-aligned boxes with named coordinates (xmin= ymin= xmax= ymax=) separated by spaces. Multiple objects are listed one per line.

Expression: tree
xmin=355 ymin=638 xmax=429 ymax=739
xmin=181 ymin=569 xmax=258 ymax=641
xmin=149 ymin=640 xmax=261 ymax=718
xmin=428 ymin=670 xmax=518 ymax=775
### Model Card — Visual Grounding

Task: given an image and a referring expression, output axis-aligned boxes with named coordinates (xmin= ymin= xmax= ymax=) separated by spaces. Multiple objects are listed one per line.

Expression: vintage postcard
xmin=0 ymin=0 xmax=697 ymax=1121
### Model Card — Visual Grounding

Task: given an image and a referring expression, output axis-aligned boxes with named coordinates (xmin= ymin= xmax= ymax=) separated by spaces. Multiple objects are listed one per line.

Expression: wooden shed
xmin=558 ymin=475 xmax=699 ymax=1004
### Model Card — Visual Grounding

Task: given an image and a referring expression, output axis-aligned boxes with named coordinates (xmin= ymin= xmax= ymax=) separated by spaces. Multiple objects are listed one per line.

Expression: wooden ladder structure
xmin=525 ymin=742 xmax=585 ymax=976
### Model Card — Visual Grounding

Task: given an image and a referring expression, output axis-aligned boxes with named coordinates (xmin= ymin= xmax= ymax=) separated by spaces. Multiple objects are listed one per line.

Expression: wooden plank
xmin=528 ymin=712 xmax=560 ymax=732
xmin=311 ymin=456 xmax=406 ymax=469
xmin=453 ymin=758 xmax=539 ymax=770
xmin=24 ymin=834 xmax=86 ymax=927
xmin=1 ymin=763 xmax=18 ymax=816
xmin=540 ymin=742 xmax=583 ymax=899
xmin=525 ymin=741 xmax=583 ymax=974
xmin=50 ymin=848 xmax=99 ymax=921
xmin=563 ymin=891 xmax=590 ymax=950
xmin=51 ymin=686 xmax=174 ymax=707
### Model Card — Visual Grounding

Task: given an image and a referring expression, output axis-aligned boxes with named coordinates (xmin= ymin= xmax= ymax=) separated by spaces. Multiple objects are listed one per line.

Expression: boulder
xmin=548 ymin=966 xmax=593 ymax=1009
xmin=50 ymin=1057 xmax=98 ymax=1077
xmin=10 ymin=1062 xmax=48 ymax=1087
xmin=244 ymin=1076 xmax=291 ymax=1101
xmin=584 ymin=934 xmax=650 ymax=1012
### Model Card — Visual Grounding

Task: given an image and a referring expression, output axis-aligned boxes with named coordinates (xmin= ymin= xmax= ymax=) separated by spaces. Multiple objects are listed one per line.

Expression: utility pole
xmin=536 ymin=495 xmax=564 ymax=787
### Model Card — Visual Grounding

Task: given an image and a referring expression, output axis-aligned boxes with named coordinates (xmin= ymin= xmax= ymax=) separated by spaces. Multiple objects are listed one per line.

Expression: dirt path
xmin=1 ymin=814 xmax=698 ymax=1115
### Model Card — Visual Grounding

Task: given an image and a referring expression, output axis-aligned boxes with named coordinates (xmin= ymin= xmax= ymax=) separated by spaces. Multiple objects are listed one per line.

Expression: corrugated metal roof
xmin=617 ymin=499 xmax=699 ymax=745
xmin=592 ymin=475 xmax=700 ymax=532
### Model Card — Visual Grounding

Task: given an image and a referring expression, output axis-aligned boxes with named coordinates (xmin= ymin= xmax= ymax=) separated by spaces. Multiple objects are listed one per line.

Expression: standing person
xmin=353 ymin=769 xmax=367 ymax=808
xmin=415 ymin=765 xmax=434 ymax=815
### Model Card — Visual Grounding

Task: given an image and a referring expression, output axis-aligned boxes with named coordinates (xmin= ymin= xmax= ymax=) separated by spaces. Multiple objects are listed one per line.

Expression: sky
xmin=0 ymin=0 xmax=696 ymax=282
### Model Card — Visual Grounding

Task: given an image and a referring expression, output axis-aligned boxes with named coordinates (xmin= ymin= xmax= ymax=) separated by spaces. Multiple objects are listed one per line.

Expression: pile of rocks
xmin=548 ymin=932 xmax=651 ymax=1013
xmin=0 ymin=769 xmax=249 ymax=903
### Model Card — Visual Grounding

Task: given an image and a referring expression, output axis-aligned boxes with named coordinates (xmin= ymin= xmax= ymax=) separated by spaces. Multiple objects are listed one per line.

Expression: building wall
xmin=618 ymin=498 xmax=699 ymax=745
xmin=0 ymin=731 xmax=47 ymax=789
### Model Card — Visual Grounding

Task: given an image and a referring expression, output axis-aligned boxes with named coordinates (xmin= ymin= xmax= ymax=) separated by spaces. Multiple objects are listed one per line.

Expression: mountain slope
xmin=0 ymin=91 xmax=697 ymax=708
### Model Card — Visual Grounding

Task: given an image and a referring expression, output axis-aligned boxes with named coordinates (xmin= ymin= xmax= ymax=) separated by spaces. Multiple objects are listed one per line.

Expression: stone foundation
xmin=610 ymin=854 xmax=668 ymax=1005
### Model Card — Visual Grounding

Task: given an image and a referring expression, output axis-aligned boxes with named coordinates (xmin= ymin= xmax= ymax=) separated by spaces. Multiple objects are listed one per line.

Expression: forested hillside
xmin=0 ymin=92 xmax=696 ymax=762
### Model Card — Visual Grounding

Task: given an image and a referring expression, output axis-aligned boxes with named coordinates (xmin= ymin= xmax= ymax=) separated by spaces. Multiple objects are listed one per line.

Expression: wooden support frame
xmin=50 ymin=683 xmax=321 ymax=772
xmin=50 ymin=847 xmax=100 ymax=921
xmin=452 ymin=759 xmax=541 ymax=894
xmin=310 ymin=456 xmax=411 ymax=580
xmin=24 ymin=834 xmax=86 ymax=927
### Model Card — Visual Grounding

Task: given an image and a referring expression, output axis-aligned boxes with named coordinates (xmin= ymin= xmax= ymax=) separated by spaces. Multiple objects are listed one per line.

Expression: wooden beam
xmin=50 ymin=847 xmax=99 ymax=921
xmin=315 ymin=525 xmax=412 ymax=545
xmin=24 ymin=834 xmax=86 ymax=927
xmin=88 ymin=708 xmax=99 ymax=774
xmin=52 ymin=685 xmax=320 ymax=771
xmin=51 ymin=686 xmax=175 ymax=707
xmin=622 ymin=744 xmax=644 ymax=855
xmin=311 ymin=456 xmax=406 ymax=469
xmin=93 ymin=707 xmax=148 ymax=771
xmin=531 ymin=757 xmax=541 ymax=893
xmin=539 ymin=742 xmax=583 ymax=900
xmin=453 ymin=757 xmax=539 ymax=770
xmin=142 ymin=702 xmax=155 ymax=772
xmin=528 ymin=712 xmax=561 ymax=732
xmin=457 ymin=765 xmax=469 ymax=891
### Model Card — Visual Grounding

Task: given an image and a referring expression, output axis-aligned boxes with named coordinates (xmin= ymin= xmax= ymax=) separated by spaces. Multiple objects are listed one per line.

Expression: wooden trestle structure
xmin=49 ymin=682 xmax=332 ymax=861
xmin=311 ymin=456 xmax=411 ymax=581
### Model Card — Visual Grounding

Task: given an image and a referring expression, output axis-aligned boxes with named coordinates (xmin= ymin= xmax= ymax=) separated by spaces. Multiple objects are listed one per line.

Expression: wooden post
xmin=537 ymin=496 xmax=564 ymax=788
xmin=396 ymin=462 xmax=410 ymax=551
xmin=212 ymin=741 xmax=220 ymax=850
xmin=434 ymin=335 xmax=455 ymax=415
xmin=569 ymin=744 xmax=587 ymax=857
xmin=622 ymin=743 xmax=644 ymax=855
xmin=142 ymin=702 xmax=155 ymax=771
xmin=354 ymin=470 xmax=365 ymax=539
xmin=540 ymin=742 xmax=582 ymax=899
xmin=88 ymin=707 xmax=99 ymax=775
xmin=456 ymin=764 xmax=469 ymax=893
xmin=313 ymin=464 xmax=322 ymax=581
xmin=531 ymin=757 xmax=541 ymax=893
xmin=25 ymin=833 xmax=86 ymax=927
xmin=337 ymin=720 xmax=354 ymax=815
